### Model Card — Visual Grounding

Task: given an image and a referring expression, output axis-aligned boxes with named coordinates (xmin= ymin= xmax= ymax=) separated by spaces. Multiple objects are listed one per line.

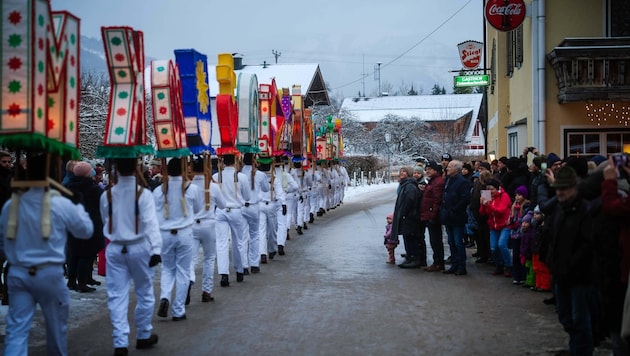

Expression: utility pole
xmin=361 ymin=53 xmax=366 ymax=97
xmin=375 ymin=62 xmax=382 ymax=97
xmin=272 ymin=49 xmax=281 ymax=64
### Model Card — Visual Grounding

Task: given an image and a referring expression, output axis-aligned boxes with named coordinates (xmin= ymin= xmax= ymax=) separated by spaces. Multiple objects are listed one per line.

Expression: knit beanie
xmin=514 ymin=185 xmax=529 ymax=198
xmin=547 ymin=153 xmax=561 ymax=166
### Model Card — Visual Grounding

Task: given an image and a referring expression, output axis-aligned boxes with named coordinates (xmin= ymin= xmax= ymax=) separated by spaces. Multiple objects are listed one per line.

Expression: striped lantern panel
xmin=174 ymin=49 xmax=213 ymax=154
xmin=291 ymin=85 xmax=304 ymax=158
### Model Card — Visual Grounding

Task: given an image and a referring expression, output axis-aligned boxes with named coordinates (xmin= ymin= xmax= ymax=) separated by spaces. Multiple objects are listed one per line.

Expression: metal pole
xmin=385 ymin=132 xmax=391 ymax=183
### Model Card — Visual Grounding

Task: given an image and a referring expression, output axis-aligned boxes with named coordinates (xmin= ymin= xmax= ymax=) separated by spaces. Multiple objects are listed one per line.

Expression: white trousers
xmin=106 ymin=240 xmax=155 ymax=348
xmin=159 ymin=228 xmax=193 ymax=318
xmin=190 ymin=219 xmax=216 ymax=294
xmin=276 ymin=202 xmax=288 ymax=246
xmin=242 ymin=203 xmax=261 ymax=268
xmin=258 ymin=201 xmax=278 ymax=255
xmin=215 ymin=208 xmax=247 ymax=275
xmin=286 ymin=193 xmax=298 ymax=229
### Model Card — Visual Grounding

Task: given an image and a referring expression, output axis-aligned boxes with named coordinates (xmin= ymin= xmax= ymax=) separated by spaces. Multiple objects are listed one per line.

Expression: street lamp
xmin=385 ymin=132 xmax=391 ymax=183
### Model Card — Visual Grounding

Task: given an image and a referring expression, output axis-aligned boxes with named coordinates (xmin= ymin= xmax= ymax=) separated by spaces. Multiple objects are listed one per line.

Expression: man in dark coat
xmin=391 ymin=166 xmax=423 ymax=269
xmin=420 ymin=160 xmax=445 ymax=271
xmin=544 ymin=166 xmax=595 ymax=355
xmin=440 ymin=160 xmax=471 ymax=275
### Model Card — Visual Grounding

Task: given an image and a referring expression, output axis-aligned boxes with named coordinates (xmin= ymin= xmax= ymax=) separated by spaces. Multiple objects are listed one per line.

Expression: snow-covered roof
xmin=208 ymin=63 xmax=328 ymax=105
xmin=341 ymin=94 xmax=484 ymax=123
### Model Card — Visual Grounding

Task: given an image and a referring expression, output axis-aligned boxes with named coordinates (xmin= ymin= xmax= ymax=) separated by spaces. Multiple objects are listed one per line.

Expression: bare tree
xmin=79 ymin=72 xmax=109 ymax=159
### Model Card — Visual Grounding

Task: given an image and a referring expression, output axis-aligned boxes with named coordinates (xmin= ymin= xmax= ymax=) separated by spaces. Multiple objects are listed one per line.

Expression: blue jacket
xmin=440 ymin=173 xmax=471 ymax=226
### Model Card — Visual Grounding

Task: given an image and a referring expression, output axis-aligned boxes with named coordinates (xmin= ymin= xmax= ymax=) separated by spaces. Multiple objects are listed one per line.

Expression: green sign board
xmin=454 ymin=74 xmax=489 ymax=87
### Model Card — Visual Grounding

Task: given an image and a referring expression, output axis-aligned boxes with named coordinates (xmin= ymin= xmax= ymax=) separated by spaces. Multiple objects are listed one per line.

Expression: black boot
xmin=220 ymin=274 xmax=229 ymax=287
xmin=309 ymin=213 xmax=314 ymax=223
xmin=303 ymin=222 xmax=308 ymax=230
xmin=185 ymin=281 xmax=192 ymax=305
xmin=296 ymin=226 xmax=303 ymax=235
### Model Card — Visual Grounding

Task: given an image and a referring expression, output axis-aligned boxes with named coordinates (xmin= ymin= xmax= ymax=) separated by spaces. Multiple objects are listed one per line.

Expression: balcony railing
xmin=547 ymin=37 xmax=630 ymax=103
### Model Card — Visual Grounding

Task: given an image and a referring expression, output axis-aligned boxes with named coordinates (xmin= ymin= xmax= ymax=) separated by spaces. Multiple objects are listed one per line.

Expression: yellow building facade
xmin=485 ymin=0 xmax=630 ymax=159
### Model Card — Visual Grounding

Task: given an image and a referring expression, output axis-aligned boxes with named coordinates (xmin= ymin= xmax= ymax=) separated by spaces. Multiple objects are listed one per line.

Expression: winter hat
xmin=400 ymin=166 xmax=414 ymax=177
xmin=73 ymin=162 xmax=93 ymax=177
xmin=463 ymin=163 xmax=473 ymax=172
xmin=522 ymin=211 xmax=533 ymax=224
xmin=514 ymin=185 xmax=529 ymax=198
xmin=479 ymin=161 xmax=491 ymax=171
xmin=441 ymin=153 xmax=452 ymax=162
xmin=590 ymin=155 xmax=607 ymax=166
xmin=547 ymin=153 xmax=562 ymax=166
xmin=414 ymin=165 xmax=425 ymax=175
xmin=533 ymin=205 xmax=541 ymax=213
xmin=386 ymin=213 xmax=394 ymax=220
xmin=551 ymin=166 xmax=578 ymax=188
xmin=486 ymin=179 xmax=501 ymax=190
xmin=425 ymin=160 xmax=441 ymax=172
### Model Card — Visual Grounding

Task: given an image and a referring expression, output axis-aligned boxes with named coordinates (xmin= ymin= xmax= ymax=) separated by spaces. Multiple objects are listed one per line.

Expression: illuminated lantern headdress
xmin=95 ymin=26 xmax=152 ymax=158
xmin=0 ymin=0 xmax=81 ymax=159
xmin=174 ymin=49 xmax=213 ymax=155
xmin=215 ymin=53 xmax=238 ymax=156
xmin=150 ymin=59 xmax=189 ymax=158
xmin=236 ymin=73 xmax=259 ymax=154
xmin=174 ymin=49 xmax=213 ymax=211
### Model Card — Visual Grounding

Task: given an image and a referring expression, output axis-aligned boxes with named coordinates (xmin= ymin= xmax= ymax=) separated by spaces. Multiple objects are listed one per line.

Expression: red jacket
xmin=420 ymin=175 xmax=445 ymax=222
xmin=480 ymin=190 xmax=512 ymax=231
xmin=601 ymin=179 xmax=630 ymax=284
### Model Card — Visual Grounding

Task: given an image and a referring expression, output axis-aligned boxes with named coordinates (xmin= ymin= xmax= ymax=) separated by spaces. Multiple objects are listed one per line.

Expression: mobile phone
xmin=541 ymin=162 xmax=547 ymax=171
xmin=613 ymin=154 xmax=628 ymax=179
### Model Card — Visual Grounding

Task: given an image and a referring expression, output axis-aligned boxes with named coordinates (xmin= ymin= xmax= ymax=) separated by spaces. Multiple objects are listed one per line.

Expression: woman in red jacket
xmin=480 ymin=179 xmax=513 ymax=276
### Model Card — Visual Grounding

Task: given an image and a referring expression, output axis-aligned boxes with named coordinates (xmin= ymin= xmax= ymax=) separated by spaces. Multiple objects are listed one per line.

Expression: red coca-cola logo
xmin=485 ymin=0 xmax=526 ymax=32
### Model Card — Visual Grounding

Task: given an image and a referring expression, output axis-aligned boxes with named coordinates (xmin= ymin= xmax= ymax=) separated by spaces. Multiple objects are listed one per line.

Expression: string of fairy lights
xmin=585 ymin=101 xmax=630 ymax=127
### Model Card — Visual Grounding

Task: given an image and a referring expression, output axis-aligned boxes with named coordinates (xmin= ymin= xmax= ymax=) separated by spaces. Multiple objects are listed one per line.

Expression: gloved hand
xmin=282 ymin=204 xmax=287 ymax=215
xmin=299 ymin=195 xmax=304 ymax=203
xmin=328 ymin=184 xmax=332 ymax=190
xmin=149 ymin=254 xmax=162 ymax=267
xmin=520 ymin=255 xmax=526 ymax=266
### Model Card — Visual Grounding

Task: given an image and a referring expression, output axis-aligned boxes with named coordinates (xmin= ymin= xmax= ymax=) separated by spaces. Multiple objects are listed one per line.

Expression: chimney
xmin=232 ymin=53 xmax=244 ymax=70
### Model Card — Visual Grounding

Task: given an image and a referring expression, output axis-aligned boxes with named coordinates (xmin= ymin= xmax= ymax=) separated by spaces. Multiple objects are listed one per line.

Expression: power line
xmin=330 ymin=0 xmax=474 ymax=91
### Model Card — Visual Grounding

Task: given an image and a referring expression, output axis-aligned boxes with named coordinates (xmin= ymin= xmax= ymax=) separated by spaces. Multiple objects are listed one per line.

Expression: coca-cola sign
xmin=485 ymin=0 xmax=526 ymax=32
xmin=457 ymin=40 xmax=483 ymax=70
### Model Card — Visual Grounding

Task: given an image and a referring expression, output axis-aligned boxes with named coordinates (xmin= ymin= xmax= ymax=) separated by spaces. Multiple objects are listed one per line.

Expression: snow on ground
xmin=0 ymin=183 xmax=396 ymax=348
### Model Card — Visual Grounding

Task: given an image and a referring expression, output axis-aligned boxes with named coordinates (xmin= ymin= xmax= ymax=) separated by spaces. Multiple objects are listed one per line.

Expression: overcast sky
xmin=51 ymin=0 xmax=483 ymax=100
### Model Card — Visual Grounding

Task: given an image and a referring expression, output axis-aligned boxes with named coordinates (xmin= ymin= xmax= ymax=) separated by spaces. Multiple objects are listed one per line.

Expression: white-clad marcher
xmin=153 ymin=158 xmax=203 ymax=321
xmin=189 ymin=158 xmax=226 ymax=303
xmin=212 ymin=154 xmax=251 ymax=286
xmin=289 ymin=161 xmax=310 ymax=235
xmin=258 ymin=161 xmax=281 ymax=263
xmin=300 ymin=164 xmax=314 ymax=228
xmin=286 ymin=163 xmax=300 ymax=236
xmin=240 ymin=153 xmax=270 ymax=273
xmin=309 ymin=164 xmax=322 ymax=221
xmin=0 ymin=154 xmax=93 ymax=356
xmin=274 ymin=158 xmax=298 ymax=255
xmin=337 ymin=164 xmax=350 ymax=203
xmin=100 ymin=158 xmax=162 ymax=354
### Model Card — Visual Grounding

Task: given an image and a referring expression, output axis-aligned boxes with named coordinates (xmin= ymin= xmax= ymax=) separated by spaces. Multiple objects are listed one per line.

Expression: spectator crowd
xmin=387 ymin=148 xmax=630 ymax=356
